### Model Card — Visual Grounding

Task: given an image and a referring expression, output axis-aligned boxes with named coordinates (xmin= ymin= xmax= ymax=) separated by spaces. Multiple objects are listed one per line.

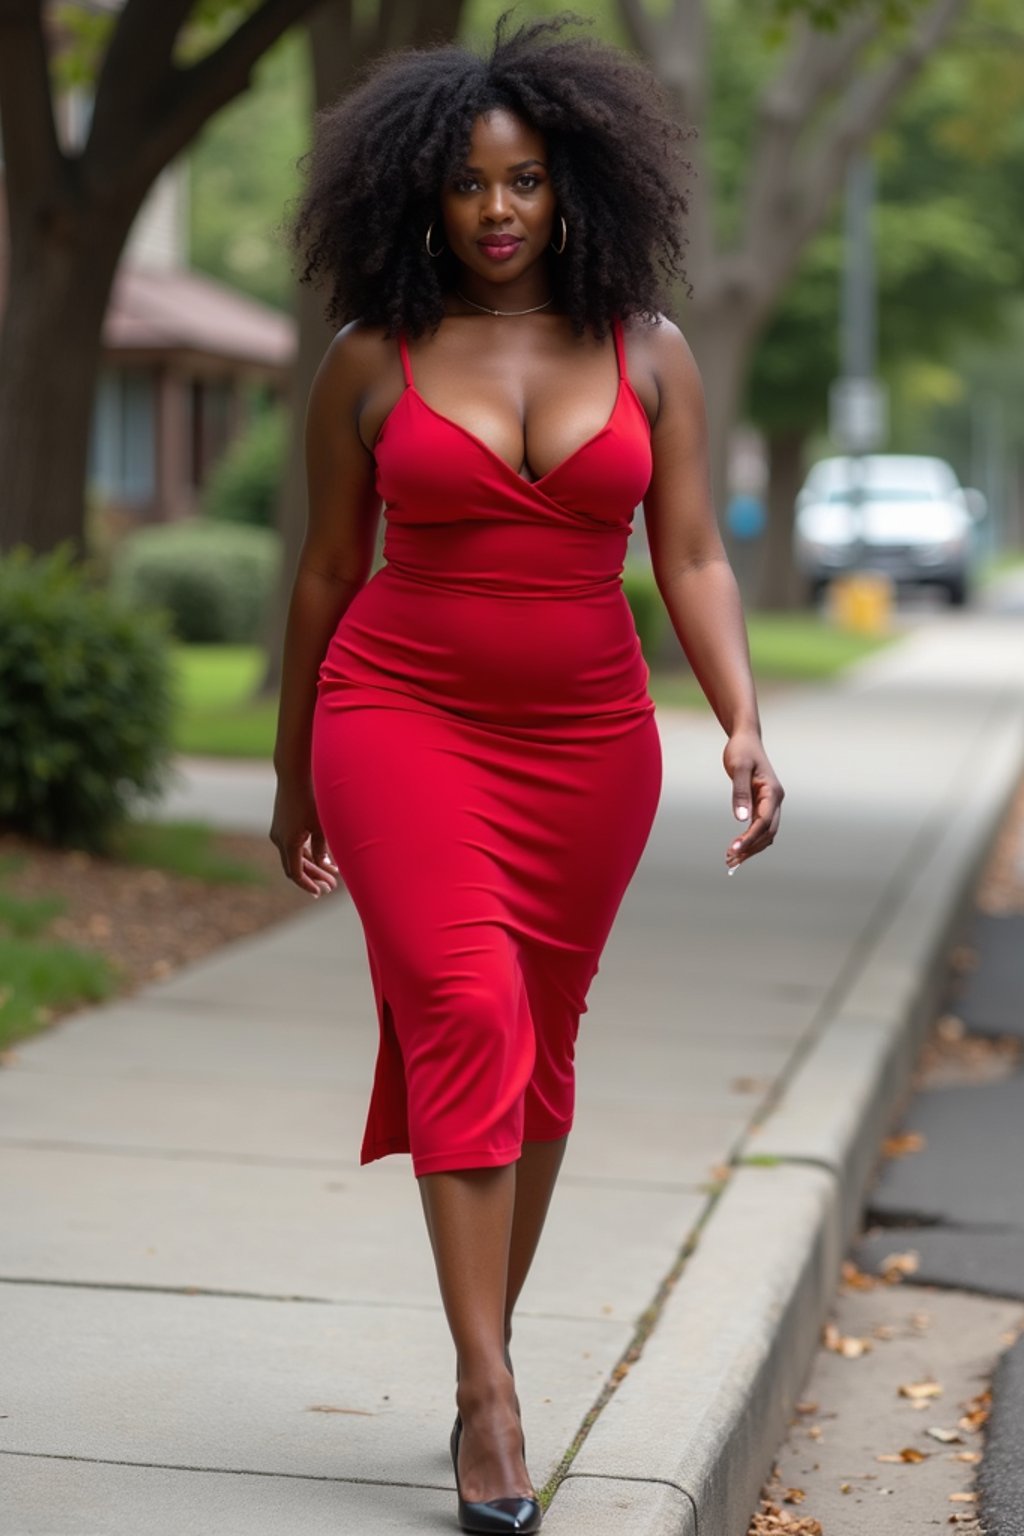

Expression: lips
xmin=478 ymin=236 xmax=522 ymax=249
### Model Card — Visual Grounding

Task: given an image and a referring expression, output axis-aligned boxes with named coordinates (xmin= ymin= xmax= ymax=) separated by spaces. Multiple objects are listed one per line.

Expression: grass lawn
xmin=745 ymin=613 xmax=893 ymax=680
xmin=0 ymin=858 xmax=118 ymax=1050
xmin=0 ymin=820 xmax=285 ymax=1055
xmin=172 ymin=615 xmax=894 ymax=756
xmin=171 ymin=645 xmax=278 ymax=758
xmin=109 ymin=819 xmax=268 ymax=885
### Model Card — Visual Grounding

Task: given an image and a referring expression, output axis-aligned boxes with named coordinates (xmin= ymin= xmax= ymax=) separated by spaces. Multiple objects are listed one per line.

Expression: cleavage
xmin=423 ymin=383 xmax=619 ymax=485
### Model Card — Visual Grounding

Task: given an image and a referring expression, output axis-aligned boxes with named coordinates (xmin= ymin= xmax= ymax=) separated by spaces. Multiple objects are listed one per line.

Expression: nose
xmin=481 ymin=185 xmax=512 ymax=223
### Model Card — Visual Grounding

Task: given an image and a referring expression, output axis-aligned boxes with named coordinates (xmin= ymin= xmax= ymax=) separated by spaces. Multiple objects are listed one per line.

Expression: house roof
xmin=102 ymin=262 xmax=295 ymax=369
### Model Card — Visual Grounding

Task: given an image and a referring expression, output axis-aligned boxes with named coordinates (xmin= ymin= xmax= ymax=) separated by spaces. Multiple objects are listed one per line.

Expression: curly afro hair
xmin=289 ymin=9 xmax=692 ymax=340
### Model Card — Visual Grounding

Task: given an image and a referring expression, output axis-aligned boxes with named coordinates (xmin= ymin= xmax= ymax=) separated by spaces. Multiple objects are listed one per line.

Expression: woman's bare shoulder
xmin=623 ymin=312 xmax=698 ymax=374
xmin=318 ymin=318 xmax=397 ymax=394
xmin=621 ymin=312 xmax=703 ymax=422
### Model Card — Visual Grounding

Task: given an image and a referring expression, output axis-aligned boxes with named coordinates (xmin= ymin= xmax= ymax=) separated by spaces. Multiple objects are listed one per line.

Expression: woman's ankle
xmin=456 ymin=1360 xmax=516 ymax=1411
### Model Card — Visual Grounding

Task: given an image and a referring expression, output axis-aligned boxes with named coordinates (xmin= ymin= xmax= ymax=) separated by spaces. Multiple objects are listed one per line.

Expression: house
xmin=90 ymin=163 xmax=295 ymax=529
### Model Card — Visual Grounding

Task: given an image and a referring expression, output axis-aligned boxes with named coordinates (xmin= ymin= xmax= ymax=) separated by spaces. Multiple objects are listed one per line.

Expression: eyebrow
xmin=458 ymin=159 xmax=547 ymax=173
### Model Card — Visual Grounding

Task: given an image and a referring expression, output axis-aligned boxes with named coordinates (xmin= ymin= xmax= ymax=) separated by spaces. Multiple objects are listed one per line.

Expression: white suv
xmin=793 ymin=454 xmax=985 ymax=606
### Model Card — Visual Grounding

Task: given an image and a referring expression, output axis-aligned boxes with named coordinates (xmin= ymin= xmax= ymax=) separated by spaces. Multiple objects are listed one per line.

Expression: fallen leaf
xmin=883 ymin=1131 xmax=926 ymax=1158
xmin=839 ymin=1482 xmax=851 ymax=1494
xmin=783 ymin=1488 xmax=806 ymax=1503
xmin=899 ymin=1379 xmax=942 ymax=1401
xmin=876 ymin=1447 xmax=929 ymax=1464
xmin=927 ymin=1427 xmax=963 ymax=1444
xmin=823 ymin=1322 xmax=872 ymax=1357
xmin=794 ymin=1400 xmax=819 ymax=1416
xmin=841 ymin=1261 xmax=876 ymax=1290
xmin=881 ymin=1250 xmax=920 ymax=1282
xmin=949 ymin=1492 xmax=977 ymax=1503
xmin=953 ymin=1451 xmax=982 ymax=1464
xmin=958 ymin=1388 xmax=992 ymax=1432
xmin=305 ymin=1404 xmax=374 ymax=1416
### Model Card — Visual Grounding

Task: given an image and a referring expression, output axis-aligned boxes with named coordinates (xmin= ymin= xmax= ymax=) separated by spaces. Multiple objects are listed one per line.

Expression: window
xmin=89 ymin=368 xmax=156 ymax=503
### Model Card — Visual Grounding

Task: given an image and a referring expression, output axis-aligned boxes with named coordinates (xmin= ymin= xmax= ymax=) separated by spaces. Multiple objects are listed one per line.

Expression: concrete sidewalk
xmin=2 ymin=606 xmax=1023 ymax=1536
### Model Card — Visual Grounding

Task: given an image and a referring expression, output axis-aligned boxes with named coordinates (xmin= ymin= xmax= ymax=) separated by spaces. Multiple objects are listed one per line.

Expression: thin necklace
xmin=455 ymin=288 xmax=554 ymax=317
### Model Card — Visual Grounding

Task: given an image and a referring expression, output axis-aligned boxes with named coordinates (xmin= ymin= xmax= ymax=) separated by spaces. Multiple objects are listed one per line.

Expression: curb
xmin=541 ymin=709 xmax=1024 ymax=1536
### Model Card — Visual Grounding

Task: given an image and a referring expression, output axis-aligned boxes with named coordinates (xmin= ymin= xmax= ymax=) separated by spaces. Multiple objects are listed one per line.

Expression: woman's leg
xmin=418 ymin=1165 xmax=534 ymax=1502
xmin=503 ymin=1135 xmax=568 ymax=1349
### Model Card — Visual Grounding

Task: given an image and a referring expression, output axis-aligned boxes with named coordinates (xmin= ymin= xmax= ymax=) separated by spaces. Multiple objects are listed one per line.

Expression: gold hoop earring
xmin=425 ymin=221 xmax=444 ymax=259
xmin=550 ymin=215 xmax=567 ymax=255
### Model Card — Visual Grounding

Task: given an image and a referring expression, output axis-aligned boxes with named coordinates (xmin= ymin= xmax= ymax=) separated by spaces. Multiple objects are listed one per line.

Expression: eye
xmin=451 ymin=176 xmax=480 ymax=194
xmin=516 ymin=174 xmax=542 ymax=190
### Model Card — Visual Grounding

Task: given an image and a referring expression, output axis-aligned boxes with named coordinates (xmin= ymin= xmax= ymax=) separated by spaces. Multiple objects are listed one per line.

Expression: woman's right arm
xmin=270 ymin=322 xmax=384 ymax=894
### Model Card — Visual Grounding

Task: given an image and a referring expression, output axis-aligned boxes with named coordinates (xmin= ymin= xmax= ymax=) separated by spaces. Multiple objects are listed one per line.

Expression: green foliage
xmin=0 ymin=547 xmax=174 ymax=852
xmin=202 ymin=405 xmax=287 ymax=527
xmin=189 ymin=28 xmax=311 ymax=309
xmin=169 ymin=645 xmax=277 ymax=757
xmin=0 ymin=888 xmax=65 ymax=939
xmin=623 ymin=564 xmax=668 ymax=664
xmin=0 ymin=936 xmax=117 ymax=1050
xmin=109 ymin=820 xmax=268 ymax=885
xmin=110 ymin=522 xmax=281 ymax=644
xmin=748 ymin=0 xmax=1024 ymax=451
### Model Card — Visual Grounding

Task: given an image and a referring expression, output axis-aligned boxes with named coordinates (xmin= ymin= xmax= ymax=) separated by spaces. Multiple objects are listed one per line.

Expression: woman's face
xmin=438 ymin=109 xmax=557 ymax=285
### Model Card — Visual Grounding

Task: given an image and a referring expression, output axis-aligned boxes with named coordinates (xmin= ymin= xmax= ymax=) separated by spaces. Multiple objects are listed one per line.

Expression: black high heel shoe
xmin=449 ymin=1413 xmax=542 ymax=1534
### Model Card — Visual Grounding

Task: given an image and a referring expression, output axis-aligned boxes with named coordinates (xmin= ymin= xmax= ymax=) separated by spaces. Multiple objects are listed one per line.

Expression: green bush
xmin=622 ymin=562 xmax=667 ymax=666
xmin=110 ymin=521 xmax=281 ymax=643
xmin=202 ymin=405 xmax=287 ymax=528
xmin=0 ymin=546 xmax=173 ymax=851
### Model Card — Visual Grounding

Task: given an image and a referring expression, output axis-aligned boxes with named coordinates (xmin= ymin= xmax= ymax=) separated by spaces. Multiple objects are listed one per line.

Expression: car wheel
xmin=946 ymin=575 xmax=969 ymax=607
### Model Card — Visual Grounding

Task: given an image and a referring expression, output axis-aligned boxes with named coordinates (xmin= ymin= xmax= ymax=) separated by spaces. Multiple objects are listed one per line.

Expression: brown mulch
xmin=0 ymin=830 xmax=324 ymax=1000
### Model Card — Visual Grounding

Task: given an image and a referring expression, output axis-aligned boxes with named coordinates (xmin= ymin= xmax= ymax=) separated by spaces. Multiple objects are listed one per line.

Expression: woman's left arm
xmin=639 ymin=317 xmax=784 ymax=870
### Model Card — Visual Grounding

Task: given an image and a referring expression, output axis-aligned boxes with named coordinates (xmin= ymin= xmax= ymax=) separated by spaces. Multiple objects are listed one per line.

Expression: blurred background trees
xmin=1 ymin=0 xmax=1022 ymax=812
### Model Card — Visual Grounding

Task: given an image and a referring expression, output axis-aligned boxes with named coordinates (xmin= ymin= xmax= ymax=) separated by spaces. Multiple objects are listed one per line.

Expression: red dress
xmin=311 ymin=314 xmax=662 ymax=1176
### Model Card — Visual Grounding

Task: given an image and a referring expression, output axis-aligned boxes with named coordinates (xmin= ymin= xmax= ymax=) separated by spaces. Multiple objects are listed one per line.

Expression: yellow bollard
xmin=829 ymin=572 xmax=894 ymax=634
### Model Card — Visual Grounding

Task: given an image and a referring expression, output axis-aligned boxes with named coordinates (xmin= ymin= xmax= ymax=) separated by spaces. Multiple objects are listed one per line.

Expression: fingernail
xmin=732 ymin=840 xmax=743 ymax=851
xmin=736 ymin=807 xmax=749 ymax=821
xmin=727 ymin=865 xmax=737 ymax=876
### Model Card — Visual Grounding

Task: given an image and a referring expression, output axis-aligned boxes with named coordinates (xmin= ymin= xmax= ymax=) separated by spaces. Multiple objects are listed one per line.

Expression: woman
xmin=271 ymin=13 xmax=783 ymax=1533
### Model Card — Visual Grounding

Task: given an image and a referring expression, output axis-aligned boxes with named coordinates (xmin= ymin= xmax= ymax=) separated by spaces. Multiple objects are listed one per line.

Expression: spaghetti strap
xmin=397 ymin=331 xmax=414 ymax=388
xmin=611 ymin=314 xmax=628 ymax=384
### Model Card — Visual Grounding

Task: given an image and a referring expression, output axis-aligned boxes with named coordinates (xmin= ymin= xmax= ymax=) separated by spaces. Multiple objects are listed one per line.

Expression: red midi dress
xmin=310 ymin=314 xmax=663 ymax=1177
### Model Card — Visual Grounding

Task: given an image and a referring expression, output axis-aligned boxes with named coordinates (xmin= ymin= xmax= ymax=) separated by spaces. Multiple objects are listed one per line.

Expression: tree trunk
xmin=0 ymin=206 xmax=134 ymax=554
xmin=650 ymin=291 xmax=760 ymax=668
xmin=757 ymin=427 xmax=808 ymax=611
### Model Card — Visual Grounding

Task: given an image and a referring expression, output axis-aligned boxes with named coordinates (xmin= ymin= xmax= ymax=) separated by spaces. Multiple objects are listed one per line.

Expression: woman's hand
xmin=723 ymin=731 xmax=784 ymax=872
xmin=270 ymin=775 xmax=339 ymax=897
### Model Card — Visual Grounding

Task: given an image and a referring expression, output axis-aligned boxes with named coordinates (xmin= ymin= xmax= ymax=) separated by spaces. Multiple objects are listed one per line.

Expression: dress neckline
xmin=381 ymin=315 xmax=643 ymax=490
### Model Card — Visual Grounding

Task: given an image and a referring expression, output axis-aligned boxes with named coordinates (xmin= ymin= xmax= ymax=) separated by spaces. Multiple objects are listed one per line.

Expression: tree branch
xmin=740 ymin=10 xmax=880 ymax=272
xmin=88 ymin=0 xmax=321 ymax=193
xmin=629 ymin=0 xmax=715 ymax=292
xmin=617 ymin=0 xmax=663 ymax=62
xmin=85 ymin=0 xmax=193 ymax=170
xmin=662 ymin=0 xmax=708 ymax=123
xmin=0 ymin=0 xmax=64 ymax=221
xmin=767 ymin=10 xmax=880 ymax=127
xmin=795 ymin=0 xmax=968 ymax=245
